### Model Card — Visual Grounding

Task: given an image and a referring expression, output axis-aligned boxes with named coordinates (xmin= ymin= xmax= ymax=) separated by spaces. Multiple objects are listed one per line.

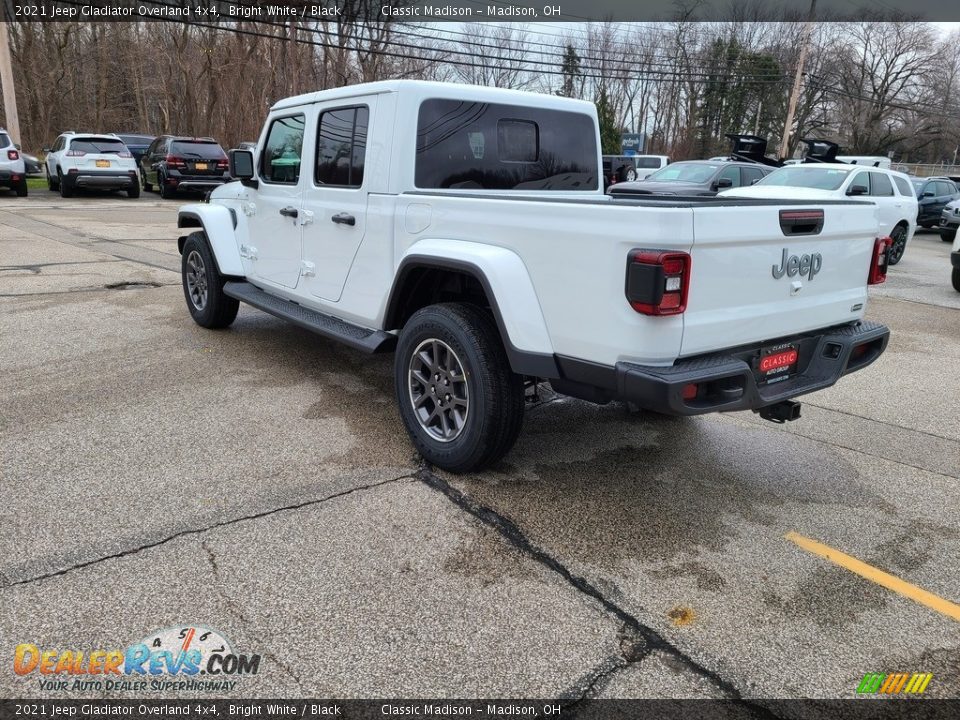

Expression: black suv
xmin=140 ymin=136 xmax=231 ymax=198
xmin=910 ymin=176 xmax=960 ymax=228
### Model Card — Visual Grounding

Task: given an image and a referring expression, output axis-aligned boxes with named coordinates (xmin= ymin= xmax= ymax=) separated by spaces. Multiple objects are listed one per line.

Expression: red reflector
xmin=659 ymin=293 xmax=681 ymax=310
xmin=7 ymin=150 xmax=19 ymax=161
xmin=759 ymin=349 xmax=798 ymax=373
xmin=682 ymin=383 xmax=698 ymax=401
xmin=851 ymin=343 xmax=869 ymax=359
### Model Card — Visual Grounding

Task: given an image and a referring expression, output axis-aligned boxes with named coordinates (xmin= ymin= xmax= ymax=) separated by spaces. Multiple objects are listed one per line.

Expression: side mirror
xmin=922 ymin=190 xmax=934 ymax=198
xmin=847 ymin=184 xmax=868 ymax=196
xmin=229 ymin=149 xmax=257 ymax=188
xmin=715 ymin=177 xmax=734 ymax=189
xmin=42 ymin=147 xmax=51 ymax=153
xmin=750 ymin=178 xmax=760 ymax=185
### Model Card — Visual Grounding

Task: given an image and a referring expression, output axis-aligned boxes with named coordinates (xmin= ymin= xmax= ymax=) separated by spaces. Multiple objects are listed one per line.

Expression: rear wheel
xmin=941 ymin=228 xmax=955 ymax=243
xmin=181 ymin=232 xmax=239 ymax=329
xmin=619 ymin=165 xmax=637 ymax=182
xmin=158 ymin=171 xmax=173 ymax=199
xmin=58 ymin=170 xmax=73 ymax=198
xmin=15 ymin=177 xmax=27 ymax=197
xmin=953 ymin=268 xmax=960 ymax=293
xmin=127 ymin=181 xmax=140 ymax=199
xmin=395 ymin=303 xmax=525 ymax=473
xmin=887 ymin=224 xmax=908 ymax=265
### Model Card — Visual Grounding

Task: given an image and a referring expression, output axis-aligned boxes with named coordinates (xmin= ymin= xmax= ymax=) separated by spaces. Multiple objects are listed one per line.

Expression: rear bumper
xmin=167 ymin=173 xmax=230 ymax=191
xmin=69 ymin=171 xmax=136 ymax=189
xmin=0 ymin=169 xmax=23 ymax=186
xmin=552 ymin=321 xmax=890 ymax=415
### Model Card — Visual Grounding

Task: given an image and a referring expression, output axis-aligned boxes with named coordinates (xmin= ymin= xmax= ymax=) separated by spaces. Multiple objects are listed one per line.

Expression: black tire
xmin=127 ymin=181 xmax=140 ymax=199
xmin=46 ymin=167 xmax=58 ymax=191
xmin=181 ymin=232 xmax=239 ymax=329
xmin=58 ymin=170 xmax=73 ymax=198
xmin=395 ymin=303 xmax=525 ymax=473
xmin=158 ymin=172 xmax=173 ymax=199
xmin=941 ymin=229 xmax=955 ymax=243
xmin=15 ymin=177 xmax=27 ymax=197
xmin=953 ymin=268 xmax=960 ymax=293
xmin=618 ymin=164 xmax=637 ymax=182
xmin=887 ymin=223 xmax=908 ymax=265
xmin=141 ymin=169 xmax=153 ymax=193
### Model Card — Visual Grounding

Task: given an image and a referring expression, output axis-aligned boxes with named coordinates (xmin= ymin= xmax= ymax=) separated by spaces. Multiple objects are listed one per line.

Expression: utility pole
xmin=0 ymin=18 xmax=20 ymax=145
xmin=779 ymin=0 xmax=817 ymax=160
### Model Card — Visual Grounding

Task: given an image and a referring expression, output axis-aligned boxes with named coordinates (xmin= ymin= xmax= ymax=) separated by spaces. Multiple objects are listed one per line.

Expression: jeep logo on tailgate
xmin=772 ymin=248 xmax=822 ymax=281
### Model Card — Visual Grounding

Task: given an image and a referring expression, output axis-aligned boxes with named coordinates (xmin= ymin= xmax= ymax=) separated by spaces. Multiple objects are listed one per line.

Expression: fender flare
xmin=387 ymin=240 xmax=559 ymax=378
xmin=177 ymin=204 xmax=243 ymax=277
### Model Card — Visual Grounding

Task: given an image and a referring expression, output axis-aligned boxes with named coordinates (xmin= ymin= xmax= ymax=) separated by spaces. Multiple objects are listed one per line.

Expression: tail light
xmin=119 ymin=151 xmax=132 ymax=159
xmin=626 ymin=250 xmax=691 ymax=315
xmin=868 ymin=236 xmax=892 ymax=285
xmin=216 ymin=158 xmax=229 ymax=170
xmin=7 ymin=150 xmax=19 ymax=160
xmin=65 ymin=150 xmax=86 ymax=157
xmin=165 ymin=155 xmax=186 ymax=169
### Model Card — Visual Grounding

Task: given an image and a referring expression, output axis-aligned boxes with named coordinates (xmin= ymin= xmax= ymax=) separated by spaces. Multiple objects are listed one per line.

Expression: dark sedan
xmin=608 ymin=160 xmax=772 ymax=196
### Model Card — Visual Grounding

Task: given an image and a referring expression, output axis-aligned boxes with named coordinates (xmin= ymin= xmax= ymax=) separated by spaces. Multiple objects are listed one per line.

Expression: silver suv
xmin=0 ymin=129 xmax=27 ymax=197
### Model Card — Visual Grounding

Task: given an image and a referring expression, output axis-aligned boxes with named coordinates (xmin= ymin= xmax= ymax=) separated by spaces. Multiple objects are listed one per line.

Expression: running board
xmin=223 ymin=281 xmax=397 ymax=354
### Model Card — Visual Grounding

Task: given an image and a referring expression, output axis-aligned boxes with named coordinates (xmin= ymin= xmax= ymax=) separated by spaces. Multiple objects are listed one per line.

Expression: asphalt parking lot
xmin=1 ymin=189 xmax=958 ymax=702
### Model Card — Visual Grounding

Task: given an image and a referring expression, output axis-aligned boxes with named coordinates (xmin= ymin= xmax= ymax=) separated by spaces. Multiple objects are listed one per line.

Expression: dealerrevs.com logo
xmin=13 ymin=625 xmax=261 ymax=693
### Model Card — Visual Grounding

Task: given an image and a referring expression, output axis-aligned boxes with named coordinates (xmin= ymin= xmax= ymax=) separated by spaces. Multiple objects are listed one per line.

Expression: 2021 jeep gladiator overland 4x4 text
xmin=177 ymin=81 xmax=891 ymax=472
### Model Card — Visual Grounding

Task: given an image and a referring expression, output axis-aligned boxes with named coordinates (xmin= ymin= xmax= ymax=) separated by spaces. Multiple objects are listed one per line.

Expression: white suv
xmin=43 ymin=132 xmax=139 ymax=198
xmin=720 ymin=163 xmax=918 ymax=265
xmin=0 ymin=129 xmax=27 ymax=197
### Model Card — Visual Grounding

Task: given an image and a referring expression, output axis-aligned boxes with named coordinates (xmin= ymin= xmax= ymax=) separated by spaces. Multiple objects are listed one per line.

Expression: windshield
xmin=646 ymin=162 xmax=720 ymax=183
xmin=170 ymin=141 xmax=226 ymax=159
xmin=69 ymin=137 xmax=128 ymax=154
xmin=758 ymin=166 xmax=852 ymax=191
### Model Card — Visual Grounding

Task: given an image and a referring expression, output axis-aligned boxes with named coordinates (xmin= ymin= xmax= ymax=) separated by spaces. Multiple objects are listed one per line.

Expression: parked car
xmin=140 ymin=136 xmax=230 ymax=198
xmin=602 ymin=155 xmax=638 ymax=185
xmin=18 ymin=147 xmax=42 ymax=175
xmin=951 ymin=233 xmax=960 ymax=292
xmin=115 ymin=133 xmax=155 ymax=166
xmin=43 ymin=132 xmax=139 ymax=198
xmin=610 ymin=160 xmax=773 ymax=196
xmin=719 ymin=164 xmax=918 ymax=265
xmin=175 ymin=79 xmax=891 ymax=472
xmin=0 ymin=129 xmax=27 ymax=196
xmin=910 ymin=176 xmax=959 ymax=228
xmin=237 ymin=141 xmax=257 ymax=151
xmin=939 ymin=198 xmax=960 ymax=242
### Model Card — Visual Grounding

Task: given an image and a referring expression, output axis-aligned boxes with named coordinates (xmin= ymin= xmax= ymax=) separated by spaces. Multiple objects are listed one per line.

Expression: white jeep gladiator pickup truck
xmin=176 ymin=80 xmax=891 ymax=472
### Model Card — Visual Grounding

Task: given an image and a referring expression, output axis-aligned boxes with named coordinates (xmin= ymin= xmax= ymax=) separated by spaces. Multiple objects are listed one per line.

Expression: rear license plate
xmin=756 ymin=343 xmax=799 ymax=385
xmin=96 ymin=160 xmax=110 ymax=168
xmin=195 ymin=162 xmax=208 ymax=171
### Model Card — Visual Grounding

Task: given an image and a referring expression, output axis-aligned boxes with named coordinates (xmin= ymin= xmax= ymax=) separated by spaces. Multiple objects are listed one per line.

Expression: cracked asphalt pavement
xmin=1 ymin=192 xmax=958 ymax=701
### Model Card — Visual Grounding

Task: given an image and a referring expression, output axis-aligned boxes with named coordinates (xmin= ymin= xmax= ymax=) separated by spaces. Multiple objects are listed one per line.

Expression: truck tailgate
xmin=681 ymin=202 xmax=879 ymax=357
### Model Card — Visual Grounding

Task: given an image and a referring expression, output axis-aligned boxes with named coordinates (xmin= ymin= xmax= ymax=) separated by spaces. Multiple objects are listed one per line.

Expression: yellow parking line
xmin=785 ymin=531 xmax=960 ymax=622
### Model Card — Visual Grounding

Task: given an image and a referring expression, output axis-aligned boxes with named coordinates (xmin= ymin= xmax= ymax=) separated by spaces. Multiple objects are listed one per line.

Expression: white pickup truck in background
xmin=176 ymin=80 xmax=891 ymax=472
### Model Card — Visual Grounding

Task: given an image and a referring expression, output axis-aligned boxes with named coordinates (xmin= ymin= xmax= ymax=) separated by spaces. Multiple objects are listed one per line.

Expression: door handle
xmin=279 ymin=206 xmax=299 ymax=219
xmin=331 ymin=212 xmax=355 ymax=226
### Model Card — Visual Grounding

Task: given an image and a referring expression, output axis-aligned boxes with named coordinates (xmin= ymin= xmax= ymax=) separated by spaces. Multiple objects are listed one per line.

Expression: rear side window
xmin=868 ymin=172 xmax=894 ymax=197
xmin=0 ymin=133 xmax=10 ymax=148
xmin=69 ymin=137 xmax=127 ymax=154
xmin=892 ymin=176 xmax=913 ymax=197
xmin=937 ymin=181 xmax=956 ymax=196
xmin=315 ymin=106 xmax=368 ymax=187
xmin=742 ymin=166 xmax=765 ymax=186
xmin=260 ymin=115 xmax=305 ymax=184
xmin=635 ymin=157 xmax=662 ymax=169
xmin=415 ymin=99 xmax=598 ymax=191
xmin=170 ymin=141 xmax=226 ymax=159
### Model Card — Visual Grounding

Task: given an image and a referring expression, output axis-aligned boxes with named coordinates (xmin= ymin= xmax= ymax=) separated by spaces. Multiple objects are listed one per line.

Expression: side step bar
xmin=223 ymin=281 xmax=397 ymax=354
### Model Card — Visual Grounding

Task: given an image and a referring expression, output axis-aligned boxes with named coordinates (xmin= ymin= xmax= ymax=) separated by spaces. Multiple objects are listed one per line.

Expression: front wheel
xmin=181 ymin=232 xmax=239 ymax=329
xmin=394 ymin=303 xmax=525 ymax=473
xmin=887 ymin=224 xmax=908 ymax=265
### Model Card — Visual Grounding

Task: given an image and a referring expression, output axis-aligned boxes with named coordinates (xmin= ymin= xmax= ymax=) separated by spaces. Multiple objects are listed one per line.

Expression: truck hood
xmin=612 ymin=180 xmax=713 ymax=196
xmin=719 ymin=186 xmax=843 ymax=200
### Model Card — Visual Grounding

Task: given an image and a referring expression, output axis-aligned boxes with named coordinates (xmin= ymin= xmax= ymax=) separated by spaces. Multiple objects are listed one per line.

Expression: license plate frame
xmin=95 ymin=159 xmax=110 ymax=168
xmin=756 ymin=342 xmax=800 ymax=385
